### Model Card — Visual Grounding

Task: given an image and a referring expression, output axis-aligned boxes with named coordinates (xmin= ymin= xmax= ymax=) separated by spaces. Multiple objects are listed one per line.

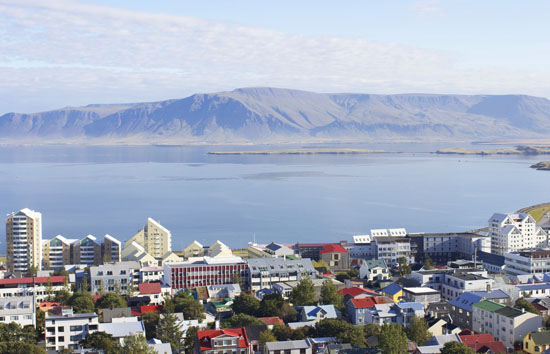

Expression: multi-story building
xmin=125 ymin=218 xmax=172 ymax=258
xmin=195 ymin=328 xmax=250 ymax=354
xmin=0 ymin=276 xmax=67 ymax=302
xmin=90 ymin=261 xmax=141 ymax=294
xmin=45 ymin=309 xmax=99 ymax=351
xmin=402 ymin=287 xmax=441 ymax=307
xmin=6 ymin=208 xmax=42 ymax=272
xmin=505 ymin=249 xmax=550 ymax=276
xmin=102 ymin=234 xmax=121 ymax=263
xmin=409 ymin=232 xmax=490 ymax=264
xmin=0 ymin=296 xmax=35 ymax=327
xmin=319 ymin=244 xmax=350 ymax=272
xmin=472 ymin=300 xmax=541 ymax=349
xmin=372 ymin=236 xmax=413 ymax=266
xmin=264 ymin=340 xmax=311 ymax=354
xmin=164 ymin=256 xmax=249 ymax=292
xmin=183 ymin=240 xmax=204 ymax=259
xmin=294 ymin=243 xmax=329 ymax=261
xmin=139 ymin=266 xmax=164 ymax=283
xmin=359 ymin=259 xmax=390 ymax=282
xmin=440 ymin=271 xmax=494 ymax=300
xmin=346 ymin=235 xmax=374 ymax=259
xmin=448 ymin=290 xmax=510 ymax=330
xmin=489 ymin=213 xmax=547 ymax=255
xmin=42 ymin=235 xmax=77 ymax=270
xmin=248 ymin=258 xmax=316 ymax=291
xmin=72 ymin=235 xmax=102 ymax=266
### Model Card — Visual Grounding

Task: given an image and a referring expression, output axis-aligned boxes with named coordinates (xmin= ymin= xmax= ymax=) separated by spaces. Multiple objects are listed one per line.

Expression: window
xmin=58 ymin=326 xmax=64 ymax=332
xmin=70 ymin=325 xmax=83 ymax=331
xmin=10 ymin=316 xmax=18 ymax=321
xmin=57 ymin=336 xmax=65 ymax=342
xmin=70 ymin=335 xmax=81 ymax=341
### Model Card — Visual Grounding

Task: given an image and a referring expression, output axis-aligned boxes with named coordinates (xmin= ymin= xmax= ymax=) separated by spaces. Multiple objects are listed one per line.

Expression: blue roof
xmin=518 ymin=283 xmax=550 ymax=291
xmin=449 ymin=292 xmax=483 ymax=311
xmin=382 ymin=283 xmax=403 ymax=296
xmin=395 ymin=302 xmax=423 ymax=311
xmin=301 ymin=305 xmax=337 ymax=320
xmin=469 ymin=289 xmax=509 ymax=299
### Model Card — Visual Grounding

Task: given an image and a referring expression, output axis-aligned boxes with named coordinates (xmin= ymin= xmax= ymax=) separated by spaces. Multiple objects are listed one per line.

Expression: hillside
xmin=2 ymin=88 xmax=550 ymax=144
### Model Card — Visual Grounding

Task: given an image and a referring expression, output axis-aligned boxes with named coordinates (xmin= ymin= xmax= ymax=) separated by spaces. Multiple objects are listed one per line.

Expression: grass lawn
xmin=524 ymin=203 xmax=550 ymax=222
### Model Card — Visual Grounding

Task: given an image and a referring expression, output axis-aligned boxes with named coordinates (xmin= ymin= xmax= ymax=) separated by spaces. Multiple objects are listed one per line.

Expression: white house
xmin=489 ymin=213 xmax=547 ymax=255
xmin=45 ymin=309 xmax=99 ymax=351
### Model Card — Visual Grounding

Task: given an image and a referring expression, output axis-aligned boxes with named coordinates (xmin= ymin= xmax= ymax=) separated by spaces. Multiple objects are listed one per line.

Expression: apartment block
xmin=6 ymin=208 xmax=42 ymax=272
xmin=0 ymin=296 xmax=35 ymax=327
xmin=505 ymin=249 xmax=550 ymax=276
xmin=472 ymin=300 xmax=541 ymax=349
xmin=440 ymin=271 xmax=494 ymax=300
xmin=489 ymin=213 xmax=547 ymax=255
xmin=125 ymin=218 xmax=172 ymax=258
xmin=45 ymin=310 xmax=99 ymax=351
xmin=0 ymin=276 xmax=67 ymax=302
xmin=409 ymin=232 xmax=490 ymax=264
xmin=319 ymin=244 xmax=350 ymax=272
xmin=372 ymin=236 xmax=414 ymax=266
xmin=42 ymin=235 xmax=76 ymax=270
xmin=248 ymin=257 xmax=316 ymax=291
xmin=90 ymin=261 xmax=141 ymax=294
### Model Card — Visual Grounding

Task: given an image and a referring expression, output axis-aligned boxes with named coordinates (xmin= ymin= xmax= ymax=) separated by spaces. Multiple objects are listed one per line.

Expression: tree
xmin=272 ymin=324 xmax=294 ymax=341
xmin=96 ymin=292 xmax=127 ymax=310
xmin=289 ymin=277 xmax=316 ymax=306
xmin=173 ymin=293 xmax=205 ymax=320
xmin=232 ymin=271 xmax=244 ymax=288
xmin=405 ymin=316 xmax=431 ymax=346
xmin=515 ymin=298 xmax=540 ymax=315
xmin=36 ymin=308 xmax=46 ymax=335
xmin=278 ymin=302 xmax=298 ymax=323
xmin=68 ymin=291 xmax=95 ymax=313
xmin=424 ymin=256 xmax=434 ymax=270
xmin=158 ymin=313 xmax=184 ymax=351
xmin=114 ymin=282 xmax=121 ymax=296
xmin=0 ymin=342 xmax=46 ymax=354
xmin=378 ymin=323 xmax=408 ymax=354
xmin=126 ymin=283 xmax=137 ymax=298
xmin=182 ymin=326 xmax=198 ymax=354
xmin=120 ymin=334 xmax=157 ymax=354
xmin=142 ymin=311 xmax=160 ymax=340
xmin=320 ymin=279 xmax=343 ymax=310
xmin=45 ymin=277 xmax=54 ymax=301
xmin=335 ymin=273 xmax=350 ymax=283
xmin=81 ymin=331 xmax=121 ymax=354
xmin=223 ymin=314 xmax=264 ymax=328
xmin=231 ymin=293 xmax=260 ymax=315
xmin=27 ymin=265 xmax=38 ymax=277
xmin=0 ymin=322 xmax=37 ymax=344
xmin=363 ymin=323 xmax=381 ymax=337
xmin=314 ymin=319 xmax=366 ymax=347
xmin=399 ymin=257 xmax=411 ymax=276
xmin=54 ymin=289 xmax=71 ymax=305
xmin=81 ymin=277 xmax=89 ymax=293
xmin=259 ymin=329 xmax=277 ymax=345
xmin=440 ymin=341 xmax=476 ymax=354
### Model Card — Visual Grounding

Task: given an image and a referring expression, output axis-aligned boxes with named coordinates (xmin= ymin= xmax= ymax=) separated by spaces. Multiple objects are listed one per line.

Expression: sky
xmin=1 ymin=0 xmax=550 ymax=114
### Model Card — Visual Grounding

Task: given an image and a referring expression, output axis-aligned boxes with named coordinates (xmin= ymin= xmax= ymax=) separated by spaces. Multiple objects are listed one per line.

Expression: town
xmin=4 ymin=206 xmax=550 ymax=354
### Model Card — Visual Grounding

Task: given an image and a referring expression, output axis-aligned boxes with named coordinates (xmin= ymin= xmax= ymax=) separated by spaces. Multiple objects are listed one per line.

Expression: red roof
xmin=132 ymin=305 xmax=163 ymax=316
xmin=350 ymin=298 xmax=377 ymax=308
xmin=139 ymin=282 xmax=162 ymax=294
xmin=459 ymin=334 xmax=506 ymax=353
xmin=340 ymin=287 xmax=378 ymax=297
xmin=0 ymin=276 xmax=66 ymax=286
xmin=320 ymin=244 xmax=348 ymax=254
xmin=258 ymin=317 xmax=284 ymax=326
xmin=197 ymin=328 xmax=249 ymax=351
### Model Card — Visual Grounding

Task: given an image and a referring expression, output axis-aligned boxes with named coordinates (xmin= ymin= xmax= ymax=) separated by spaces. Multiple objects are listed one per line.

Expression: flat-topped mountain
xmin=2 ymin=87 xmax=550 ymax=143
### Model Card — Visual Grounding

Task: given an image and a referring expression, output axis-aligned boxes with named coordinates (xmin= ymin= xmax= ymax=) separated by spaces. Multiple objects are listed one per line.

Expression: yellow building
xmin=42 ymin=235 xmax=77 ymax=269
xmin=381 ymin=283 xmax=403 ymax=303
xmin=524 ymin=330 xmax=550 ymax=354
xmin=125 ymin=218 xmax=172 ymax=258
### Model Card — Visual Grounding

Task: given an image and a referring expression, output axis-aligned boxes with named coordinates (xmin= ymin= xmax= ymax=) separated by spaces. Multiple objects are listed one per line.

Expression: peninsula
xmin=436 ymin=145 xmax=550 ymax=155
xmin=530 ymin=161 xmax=550 ymax=170
xmin=208 ymin=148 xmax=387 ymax=155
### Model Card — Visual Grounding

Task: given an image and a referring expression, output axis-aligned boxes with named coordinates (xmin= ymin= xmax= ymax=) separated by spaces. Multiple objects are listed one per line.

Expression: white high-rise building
xmin=125 ymin=218 xmax=171 ymax=258
xmin=6 ymin=208 xmax=42 ymax=272
xmin=489 ymin=213 xmax=547 ymax=255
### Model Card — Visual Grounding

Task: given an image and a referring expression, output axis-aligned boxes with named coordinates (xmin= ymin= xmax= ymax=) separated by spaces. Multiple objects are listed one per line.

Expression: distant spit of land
xmin=530 ymin=161 xmax=550 ymax=171
xmin=436 ymin=145 xmax=550 ymax=155
xmin=209 ymin=148 xmax=387 ymax=155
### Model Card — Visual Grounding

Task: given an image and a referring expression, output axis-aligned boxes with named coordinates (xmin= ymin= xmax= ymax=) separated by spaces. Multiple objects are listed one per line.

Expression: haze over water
xmin=1 ymin=143 xmax=548 ymax=252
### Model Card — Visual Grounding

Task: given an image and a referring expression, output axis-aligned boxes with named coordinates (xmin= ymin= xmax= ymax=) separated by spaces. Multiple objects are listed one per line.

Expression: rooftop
xmin=320 ymin=244 xmax=348 ymax=254
xmin=403 ymin=287 xmax=440 ymax=295
xmin=472 ymin=300 xmax=506 ymax=313
xmin=529 ymin=330 xmax=550 ymax=345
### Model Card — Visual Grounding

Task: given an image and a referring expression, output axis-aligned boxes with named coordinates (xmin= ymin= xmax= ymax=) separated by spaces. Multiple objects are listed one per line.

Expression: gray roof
xmin=248 ymin=257 xmax=316 ymax=275
xmin=98 ymin=320 xmax=145 ymax=338
xmin=265 ymin=340 xmax=310 ymax=351
xmin=47 ymin=313 xmax=98 ymax=320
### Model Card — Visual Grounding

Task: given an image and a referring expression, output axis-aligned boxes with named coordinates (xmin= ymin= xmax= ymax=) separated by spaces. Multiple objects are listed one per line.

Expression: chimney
xmin=215 ymin=319 xmax=220 ymax=329
xmin=487 ymin=283 xmax=491 ymax=292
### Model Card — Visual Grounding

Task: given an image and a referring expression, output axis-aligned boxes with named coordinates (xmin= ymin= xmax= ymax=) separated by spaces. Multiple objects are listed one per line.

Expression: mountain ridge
xmin=2 ymin=87 xmax=550 ymax=144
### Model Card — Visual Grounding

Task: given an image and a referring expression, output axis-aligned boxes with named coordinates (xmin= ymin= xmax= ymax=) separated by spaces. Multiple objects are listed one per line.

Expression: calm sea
xmin=0 ymin=143 xmax=548 ymax=251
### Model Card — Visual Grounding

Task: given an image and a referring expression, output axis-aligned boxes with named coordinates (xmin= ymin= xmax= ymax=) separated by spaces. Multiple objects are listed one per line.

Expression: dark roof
xmin=426 ymin=302 xmax=451 ymax=313
xmin=494 ymin=306 xmax=525 ymax=318
xmin=244 ymin=325 xmax=268 ymax=341
xmin=530 ymin=330 xmax=550 ymax=345
xmin=477 ymin=251 xmax=505 ymax=267
xmin=266 ymin=242 xmax=282 ymax=251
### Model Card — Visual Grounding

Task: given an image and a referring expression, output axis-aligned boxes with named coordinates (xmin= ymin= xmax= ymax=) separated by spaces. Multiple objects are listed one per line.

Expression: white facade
xmin=505 ymin=249 xmax=550 ymax=276
xmin=126 ymin=218 xmax=172 ymax=258
xmin=440 ymin=272 xmax=494 ymax=300
xmin=248 ymin=258 xmax=316 ymax=292
xmin=90 ymin=261 xmax=140 ymax=294
xmin=140 ymin=266 xmax=164 ymax=283
xmin=6 ymin=208 xmax=42 ymax=272
xmin=0 ymin=296 xmax=35 ymax=327
xmin=372 ymin=236 xmax=413 ymax=266
xmin=489 ymin=213 xmax=547 ymax=255
xmin=45 ymin=310 xmax=99 ymax=351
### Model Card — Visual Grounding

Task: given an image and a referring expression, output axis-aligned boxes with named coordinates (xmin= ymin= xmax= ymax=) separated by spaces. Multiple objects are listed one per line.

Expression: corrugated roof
xmin=320 ymin=244 xmax=348 ymax=254
xmin=530 ymin=330 xmax=550 ymax=345
xmin=382 ymin=283 xmax=402 ymax=296
xmin=0 ymin=275 xmax=66 ymax=286
xmin=197 ymin=328 xmax=249 ymax=350
xmin=138 ymin=282 xmax=162 ymax=294
xmin=472 ymin=300 xmax=505 ymax=312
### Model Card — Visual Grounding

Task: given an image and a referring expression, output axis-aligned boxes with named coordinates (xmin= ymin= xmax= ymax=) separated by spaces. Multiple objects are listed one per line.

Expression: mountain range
xmin=2 ymin=87 xmax=550 ymax=144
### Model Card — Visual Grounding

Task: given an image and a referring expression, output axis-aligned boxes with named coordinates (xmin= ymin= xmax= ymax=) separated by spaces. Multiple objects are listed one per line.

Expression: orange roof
xmin=138 ymin=282 xmax=162 ymax=294
xmin=258 ymin=317 xmax=284 ymax=326
xmin=197 ymin=328 xmax=249 ymax=350
xmin=460 ymin=334 xmax=505 ymax=353
xmin=350 ymin=297 xmax=376 ymax=308
xmin=340 ymin=287 xmax=378 ymax=297
xmin=320 ymin=244 xmax=348 ymax=254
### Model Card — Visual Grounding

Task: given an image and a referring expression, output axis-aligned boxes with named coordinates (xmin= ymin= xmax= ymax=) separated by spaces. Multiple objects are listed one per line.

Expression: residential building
xmin=208 ymin=240 xmax=233 ymax=258
xmin=45 ymin=309 xmax=99 ymax=351
xmin=346 ymin=235 xmax=374 ymax=260
xmin=448 ymin=290 xmax=510 ymax=329
xmin=138 ymin=282 xmax=170 ymax=305
xmin=274 ymin=279 xmax=343 ymax=301
xmin=0 ymin=296 xmax=35 ymax=327
xmin=372 ymin=236 xmax=413 ymax=266
xmin=140 ymin=266 xmax=164 ymax=283
xmin=42 ymin=235 xmax=77 ymax=270
xmin=183 ymin=240 xmax=204 ymax=259
xmin=359 ymin=259 xmax=389 ymax=282
xmin=122 ymin=241 xmax=158 ymax=267
xmin=103 ymin=234 xmax=121 ymax=263
xmin=402 ymin=287 xmax=441 ymax=307
xmin=161 ymin=251 xmax=183 ymax=265
xmin=440 ymin=271 xmax=494 ymax=300
xmin=294 ymin=243 xmax=330 ymax=261
xmin=0 ymin=276 xmax=67 ymax=302
xmin=363 ymin=302 xmax=424 ymax=326
xmin=472 ymin=300 xmax=542 ymax=349
xmin=505 ymin=249 xmax=550 ymax=276
xmin=195 ymin=328 xmax=250 ymax=354
xmin=523 ymin=330 xmax=550 ymax=354
xmin=248 ymin=257 xmax=316 ymax=292
xmin=370 ymin=228 xmax=407 ymax=237
xmin=126 ymin=217 xmax=172 ymax=258
xmin=72 ymin=235 xmax=102 ymax=266
xmin=98 ymin=317 xmax=146 ymax=345
xmin=408 ymin=232 xmax=490 ymax=264
xmin=164 ymin=256 xmax=249 ymax=292
xmin=489 ymin=213 xmax=547 ymax=255
xmin=264 ymin=340 xmax=312 ymax=354
xmin=477 ymin=250 xmax=506 ymax=273
xmin=264 ymin=242 xmax=295 ymax=258
xmin=347 ymin=297 xmax=390 ymax=325
xmin=6 ymin=208 xmax=42 ymax=272
xmin=517 ymin=283 xmax=550 ymax=298
xmin=90 ymin=261 xmax=140 ymax=294
xmin=207 ymin=284 xmax=241 ymax=299
xmin=459 ymin=333 xmax=506 ymax=353
xmin=298 ymin=305 xmax=337 ymax=323
xmin=381 ymin=283 xmax=403 ymax=302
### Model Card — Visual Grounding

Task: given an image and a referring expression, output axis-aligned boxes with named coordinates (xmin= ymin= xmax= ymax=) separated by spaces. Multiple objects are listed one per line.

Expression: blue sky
xmin=1 ymin=0 xmax=549 ymax=113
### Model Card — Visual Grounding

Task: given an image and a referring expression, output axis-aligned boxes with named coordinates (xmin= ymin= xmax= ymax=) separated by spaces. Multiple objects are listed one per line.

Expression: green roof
xmin=472 ymin=300 xmax=506 ymax=312
xmin=530 ymin=331 xmax=550 ymax=345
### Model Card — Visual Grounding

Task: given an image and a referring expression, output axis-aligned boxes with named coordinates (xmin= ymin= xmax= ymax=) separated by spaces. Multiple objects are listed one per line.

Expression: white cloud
xmin=0 ymin=0 xmax=549 ymax=113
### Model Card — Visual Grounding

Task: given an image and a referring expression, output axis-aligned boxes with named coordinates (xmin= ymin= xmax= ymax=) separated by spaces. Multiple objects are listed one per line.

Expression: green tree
xmin=158 ymin=313 xmax=184 ymax=351
xmin=320 ymin=279 xmax=343 ymax=310
xmin=335 ymin=273 xmax=350 ymax=283
xmin=399 ymin=257 xmax=411 ymax=276
xmin=424 ymin=256 xmax=434 ymax=270
xmin=515 ymin=298 xmax=540 ymax=315
xmin=96 ymin=292 xmax=127 ymax=310
xmin=289 ymin=277 xmax=316 ymax=306
xmin=45 ymin=277 xmax=54 ymax=301
xmin=405 ymin=316 xmax=431 ymax=346
xmin=36 ymin=308 xmax=45 ymax=335
xmin=68 ymin=291 xmax=95 ymax=313
xmin=120 ymin=334 xmax=157 ymax=354
xmin=81 ymin=331 xmax=121 ymax=354
xmin=0 ymin=323 xmax=37 ymax=344
xmin=378 ymin=323 xmax=408 ymax=354
xmin=363 ymin=323 xmax=381 ymax=337
xmin=232 ymin=271 xmax=244 ymax=288
xmin=183 ymin=326 xmax=198 ymax=354
xmin=278 ymin=302 xmax=298 ymax=323
xmin=0 ymin=342 xmax=46 ymax=354
xmin=54 ymin=289 xmax=71 ymax=305
xmin=81 ymin=277 xmax=89 ymax=293
xmin=223 ymin=313 xmax=264 ymax=328
xmin=173 ymin=293 xmax=205 ymax=320
xmin=126 ymin=283 xmax=137 ymax=298
xmin=314 ymin=319 xmax=366 ymax=347
xmin=27 ymin=265 xmax=38 ymax=277
xmin=231 ymin=293 xmax=260 ymax=315
xmin=259 ymin=329 xmax=277 ymax=345
xmin=272 ymin=323 xmax=294 ymax=341
xmin=142 ymin=311 xmax=160 ymax=340
xmin=440 ymin=341 xmax=476 ymax=354
xmin=114 ymin=282 xmax=121 ymax=296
